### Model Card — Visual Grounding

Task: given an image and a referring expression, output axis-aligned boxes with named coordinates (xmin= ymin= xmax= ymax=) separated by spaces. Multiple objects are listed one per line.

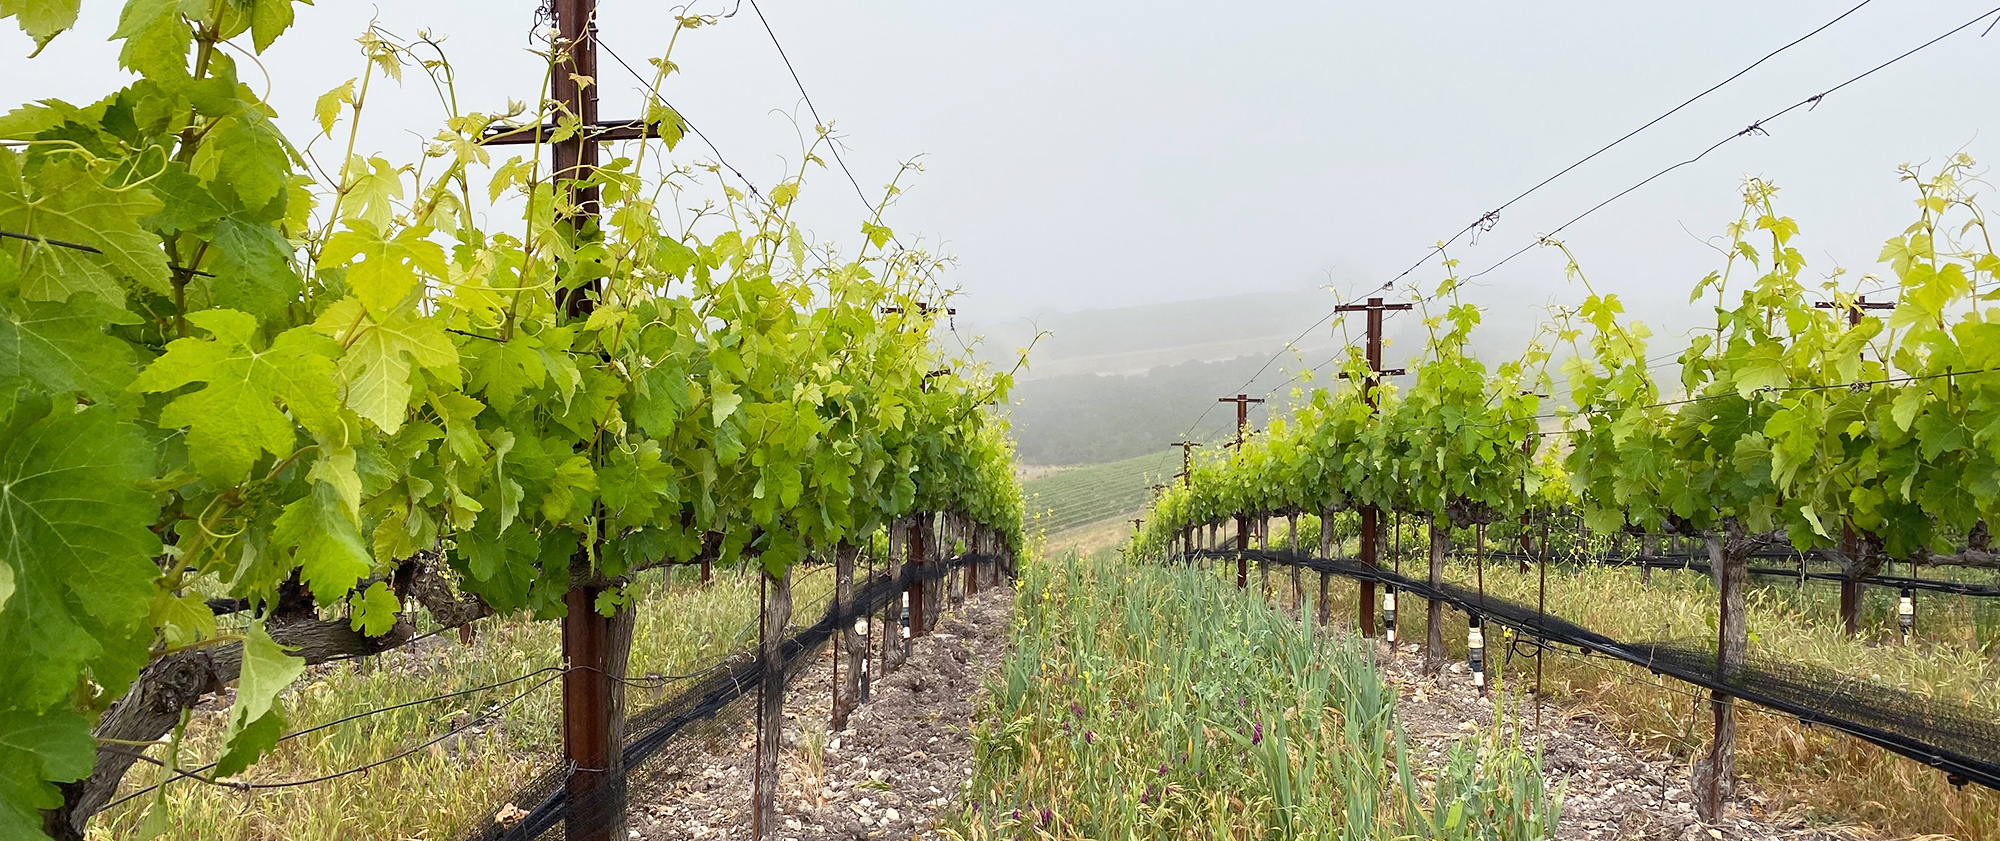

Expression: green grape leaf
xmin=314 ymin=297 xmax=459 ymax=433
xmin=133 ymin=310 xmax=342 ymax=483
xmin=600 ymin=438 xmax=673 ymax=526
xmin=211 ymin=704 xmax=282 ymax=781
xmin=214 ymin=620 xmax=303 ymax=778
xmin=1731 ymin=344 xmax=1787 ymax=397
xmin=111 ymin=0 xmax=192 ymax=81
xmin=153 ymin=590 xmax=216 ymax=649
xmin=711 ymin=385 xmax=742 ymax=425
xmin=318 ymin=221 xmax=446 ymax=317
xmin=465 ymin=335 xmax=547 ymax=413
xmin=145 ymin=164 xmax=228 ymax=237
xmin=248 ymin=0 xmax=298 ymax=53
xmin=208 ymin=215 xmax=302 ymax=321
xmin=190 ymin=111 xmax=293 ymax=214
xmin=455 ymin=519 xmax=541 ymax=612
xmin=347 ymin=580 xmax=400 ymax=637
xmin=0 ymin=400 xmax=159 ymax=710
xmin=0 ymin=285 xmax=139 ymax=403
xmin=314 ymin=80 xmax=355 ymax=137
xmin=0 ymin=0 xmax=80 ymax=50
xmin=0 ymin=709 xmax=93 ymax=841
xmin=271 ymin=482 xmax=370 ymax=607
xmin=0 ymin=149 xmax=171 ymax=303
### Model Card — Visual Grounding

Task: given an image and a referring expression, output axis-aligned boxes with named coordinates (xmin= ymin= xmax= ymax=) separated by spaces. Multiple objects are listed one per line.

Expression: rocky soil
xmin=630 ymin=585 xmax=1013 ymax=841
xmin=616 ymin=576 xmax=1875 ymax=841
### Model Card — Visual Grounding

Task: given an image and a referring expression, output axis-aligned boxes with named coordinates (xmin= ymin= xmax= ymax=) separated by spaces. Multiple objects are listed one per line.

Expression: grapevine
xmin=0 ymin=3 xmax=1024 ymax=839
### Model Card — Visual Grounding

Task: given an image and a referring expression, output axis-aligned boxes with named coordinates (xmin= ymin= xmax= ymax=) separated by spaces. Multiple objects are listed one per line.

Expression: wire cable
xmin=745 ymin=0 xmax=879 ymax=218
xmin=592 ymin=33 xmax=766 ymax=202
xmin=1158 ymin=1 xmax=1939 ymax=462
xmin=1371 ymin=0 xmax=1881 ymax=305
xmin=1463 ymin=4 xmax=2000 ymax=282
xmin=102 ymin=669 xmax=565 ymax=810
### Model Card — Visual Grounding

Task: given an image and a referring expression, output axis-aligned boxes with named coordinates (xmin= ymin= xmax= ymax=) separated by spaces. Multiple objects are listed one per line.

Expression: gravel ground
xmin=621 ymin=577 xmax=1874 ymax=841
xmin=1378 ymin=641 xmax=1870 ymax=841
xmin=631 ymin=585 xmax=1013 ymax=841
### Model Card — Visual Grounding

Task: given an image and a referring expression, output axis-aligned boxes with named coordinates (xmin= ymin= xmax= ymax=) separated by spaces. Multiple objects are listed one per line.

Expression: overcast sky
xmin=8 ymin=1 xmax=2000 ymax=345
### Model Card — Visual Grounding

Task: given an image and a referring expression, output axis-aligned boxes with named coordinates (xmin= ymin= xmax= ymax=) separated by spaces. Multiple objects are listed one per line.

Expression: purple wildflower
xmin=1252 ymin=721 xmax=1264 ymax=745
xmin=1158 ymin=763 xmax=1168 ymax=776
xmin=1040 ymin=808 xmax=1053 ymax=827
xmin=1070 ymin=702 xmax=1083 ymax=719
xmin=1011 ymin=808 xmax=1020 ymax=822
xmin=1084 ymin=730 xmax=1096 ymax=745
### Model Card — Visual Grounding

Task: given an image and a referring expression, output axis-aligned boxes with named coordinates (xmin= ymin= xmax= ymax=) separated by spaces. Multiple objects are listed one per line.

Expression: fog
xmin=7 ymin=1 xmax=1997 ymax=346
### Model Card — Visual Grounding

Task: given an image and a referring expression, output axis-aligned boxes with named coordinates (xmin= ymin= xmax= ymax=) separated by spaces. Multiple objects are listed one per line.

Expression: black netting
xmin=1187 ymin=547 xmax=2000 ymax=790
xmin=460 ymin=552 xmax=1002 ymax=841
xmin=1468 ymin=549 xmax=2000 ymax=597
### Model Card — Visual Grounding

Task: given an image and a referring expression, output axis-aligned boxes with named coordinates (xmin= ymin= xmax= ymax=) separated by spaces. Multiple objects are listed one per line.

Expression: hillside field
xmin=1023 ymin=450 xmax=1180 ymax=537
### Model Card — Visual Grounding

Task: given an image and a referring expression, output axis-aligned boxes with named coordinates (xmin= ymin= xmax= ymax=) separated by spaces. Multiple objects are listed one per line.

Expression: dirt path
xmin=631 ymin=586 xmax=1013 ymax=841
xmin=1377 ymin=641 xmax=1864 ymax=841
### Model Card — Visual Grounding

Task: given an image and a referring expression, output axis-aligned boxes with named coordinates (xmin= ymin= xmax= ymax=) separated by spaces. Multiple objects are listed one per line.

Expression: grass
xmin=1022 ymin=450 xmax=1179 ymax=537
xmin=946 ymin=551 xmax=1559 ymax=841
xmin=1200 ymin=518 xmax=2000 ymax=838
xmin=89 ymin=563 xmax=838 ymax=841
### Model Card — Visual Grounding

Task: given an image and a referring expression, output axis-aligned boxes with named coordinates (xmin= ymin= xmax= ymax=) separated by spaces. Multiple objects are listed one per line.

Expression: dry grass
xmin=88 ymin=564 xmax=837 ymax=841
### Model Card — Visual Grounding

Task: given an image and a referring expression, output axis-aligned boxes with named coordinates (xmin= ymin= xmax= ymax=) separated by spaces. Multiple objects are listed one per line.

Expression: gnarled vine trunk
xmin=1693 ymin=526 xmax=1752 ymax=824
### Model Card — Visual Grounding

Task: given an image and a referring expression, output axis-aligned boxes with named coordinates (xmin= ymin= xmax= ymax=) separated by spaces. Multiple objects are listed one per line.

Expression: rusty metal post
xmin=547 ymin=1 xmax=615 ymax=837
xmin=1359 ymin=508 xmax=1379 ymax=638
xmin=1235 ymin=514 xmax=1249 ymax=589
xmin=1215 ymin=398 xmax=1261 ymax=590
xmin=560 ymin=586 xmax=614 ymax=841
xmin=1336 ymin=297 xmax=1409 ymax=638
xmin=1815 ymin=296 xmax=1891 ymax=637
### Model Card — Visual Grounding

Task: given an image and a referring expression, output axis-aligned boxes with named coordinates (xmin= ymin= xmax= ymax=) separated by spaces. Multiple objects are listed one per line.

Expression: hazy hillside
xmin=990 ymin=285 xmax=1590 ymax=466
xmin=967 ymin=288 xmax=1345 ymax=380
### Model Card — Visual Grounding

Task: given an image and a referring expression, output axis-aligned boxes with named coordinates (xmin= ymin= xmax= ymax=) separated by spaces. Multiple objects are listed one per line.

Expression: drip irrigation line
xmin=1188 ymin=546 xmax=2000 ymax=791
xmin=473 ymin=552 xmax=997 ymax=841
xmin=1471 ymin=548 xmax=2000 ymax=597
xmin=1463 ymin=4 xmax=2000 ymax=282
